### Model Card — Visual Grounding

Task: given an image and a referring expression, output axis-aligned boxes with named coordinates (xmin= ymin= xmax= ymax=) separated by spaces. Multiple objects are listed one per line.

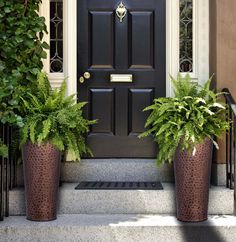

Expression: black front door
xmin=77 ymin=0 xmax=166 ymax=158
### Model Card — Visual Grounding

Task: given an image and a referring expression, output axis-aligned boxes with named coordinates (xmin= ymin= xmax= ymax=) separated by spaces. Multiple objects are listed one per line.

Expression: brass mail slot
xmin=110 ymin=74 xmax=133 ymax=83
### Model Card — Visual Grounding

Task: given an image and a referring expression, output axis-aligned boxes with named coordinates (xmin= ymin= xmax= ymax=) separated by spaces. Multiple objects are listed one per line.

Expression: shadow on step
xmin=180 ymin=222 xmax=225 ymax=242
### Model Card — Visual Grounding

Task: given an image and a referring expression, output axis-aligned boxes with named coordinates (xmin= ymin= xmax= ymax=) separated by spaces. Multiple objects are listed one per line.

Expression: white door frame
xmin=40 ymin=0 xmax=209 ymax=97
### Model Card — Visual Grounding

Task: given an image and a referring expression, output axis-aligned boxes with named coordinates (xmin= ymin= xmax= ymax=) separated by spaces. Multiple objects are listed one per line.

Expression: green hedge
xmin=0 ymin=0 xmax=49 ymax=155
xmin=0 ymin=0 xmax=49 ymax=123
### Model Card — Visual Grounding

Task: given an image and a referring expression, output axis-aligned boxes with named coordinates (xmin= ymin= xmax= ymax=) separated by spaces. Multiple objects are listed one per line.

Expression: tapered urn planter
xmin=139 ymin=74 xmax=229 ymax=223
xmin=22 ymin=142 xmax=61 ymax=221
xmin=174 ymin=138 xmax=213 ymax=222
xmin=19 ymin=72 xmax=95 ymax=222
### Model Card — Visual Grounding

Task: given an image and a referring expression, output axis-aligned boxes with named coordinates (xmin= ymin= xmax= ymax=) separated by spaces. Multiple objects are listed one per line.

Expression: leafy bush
xmin=19 ymin=73 xmax=96 ymax=160
xmin=0 ymin=0 xmax=48 ymax=157
xmin=139 ymin=75 xmax=230 ymax=165
xmin=0 ymin=0 xmax=48 ymax=86
xmin=0 ymin=0 xmax=48 ymax=117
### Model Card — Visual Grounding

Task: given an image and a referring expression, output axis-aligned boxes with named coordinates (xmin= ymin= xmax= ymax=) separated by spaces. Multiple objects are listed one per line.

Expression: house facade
xmin=1 ymin=1 xmax=236 ymax=241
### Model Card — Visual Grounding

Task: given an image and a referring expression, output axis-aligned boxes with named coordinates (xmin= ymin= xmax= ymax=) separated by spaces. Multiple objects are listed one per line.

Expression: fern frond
xmin=42 ymin=119 xmax=52 ymax=139
xmin=29 ymin=118 xmax=40 ymax=143
xmin=37 ymin=72 xmax=51 ymax=99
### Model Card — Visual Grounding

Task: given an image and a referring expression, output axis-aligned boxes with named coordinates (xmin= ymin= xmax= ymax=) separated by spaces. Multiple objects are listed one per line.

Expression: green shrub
xmin=0 ymin=0 xmax=48 ymax=86
xmin=0 ymin=0 xmax=48 ymax=122
xmin=0 ymin=1 xmax=49 ymax=156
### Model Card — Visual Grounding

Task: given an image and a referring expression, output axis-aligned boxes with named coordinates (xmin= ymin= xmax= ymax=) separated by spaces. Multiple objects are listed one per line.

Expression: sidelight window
xmin=50 ymin=0 xmax=63 ymax=73
xmin=179 ymin=0 xmax=193 ymax=73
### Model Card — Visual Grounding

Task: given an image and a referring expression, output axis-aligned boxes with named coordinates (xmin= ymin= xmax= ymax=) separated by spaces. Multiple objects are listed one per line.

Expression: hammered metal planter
xmin=22 ymin=142 xmax=61 ymax=221
xmin=174 ymin=138 xmax=213 ymax=222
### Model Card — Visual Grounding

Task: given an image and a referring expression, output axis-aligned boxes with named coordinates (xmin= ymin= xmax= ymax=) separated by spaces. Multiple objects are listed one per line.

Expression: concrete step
xmin=9 ymin=183 xmax=234 ymax=216
xmin=16 ymin=159 xmax=174 ymax=185
xmin=1 ymin=214 xmax=236 ymax=242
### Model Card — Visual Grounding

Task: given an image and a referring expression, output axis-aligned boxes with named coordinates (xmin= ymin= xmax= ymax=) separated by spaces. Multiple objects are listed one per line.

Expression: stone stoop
xmin=8 ymin=160 xmax=232 ymax=242
xmin=2 ymin=182 xmax=235 ymax=242
xmin=1 ymin=214 xmax=236 ymax=242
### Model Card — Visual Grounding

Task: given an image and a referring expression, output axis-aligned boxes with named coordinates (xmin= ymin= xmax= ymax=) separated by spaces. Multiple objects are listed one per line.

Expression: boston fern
xmin=20 ymin=72 xmax=96 ymax=160
xmin=139 ymin=74 xmax=230 ymax=165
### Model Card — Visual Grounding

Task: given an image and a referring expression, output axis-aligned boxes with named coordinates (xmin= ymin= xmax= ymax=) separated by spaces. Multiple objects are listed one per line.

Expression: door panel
xmin=89 ymin=11 xmax=115 ymax=68
xmin=128 ymin=89 xmax=154 ymax=134
xmin=129 ymin=11 xmax=154 ymax=68
xmin=78 ymin=0 xmax=166 ymax=158
xmin=90 ymin=89 xmax=115 ymax=134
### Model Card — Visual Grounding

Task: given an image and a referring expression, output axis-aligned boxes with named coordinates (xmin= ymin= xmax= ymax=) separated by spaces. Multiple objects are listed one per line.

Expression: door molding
xmin=41 ymin=0 xmax=209 ymax=97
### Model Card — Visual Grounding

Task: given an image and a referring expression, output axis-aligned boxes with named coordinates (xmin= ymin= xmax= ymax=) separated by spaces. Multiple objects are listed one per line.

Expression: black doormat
xmin=75 ymin=181 xmax=163 ymax=190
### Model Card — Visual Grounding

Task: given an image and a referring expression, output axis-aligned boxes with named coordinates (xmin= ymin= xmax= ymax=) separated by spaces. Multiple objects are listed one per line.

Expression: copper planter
xmin=22 ymin=142 xmax=61 ymax=221
xmin=174 ymin=138 xmax=213 ymax=222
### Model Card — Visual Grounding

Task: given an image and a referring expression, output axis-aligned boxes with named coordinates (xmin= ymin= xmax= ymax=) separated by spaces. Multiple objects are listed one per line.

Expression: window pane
xmin=50 ymin=0 xmax=63 ymax=73
xmin=180 ymin=0 xmax=193 ymax=73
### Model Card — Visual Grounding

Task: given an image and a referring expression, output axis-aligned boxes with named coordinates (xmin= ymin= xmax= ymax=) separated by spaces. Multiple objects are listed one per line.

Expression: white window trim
xmin=40 ymin=0 xmax=77 ymax=93
xmin=40 ymin=0 xmax=209 ymax=97
xmin=168 ymin=0 xmax=209 ymax=96
xmin=195 ymin=0 xmax=209 ymax=85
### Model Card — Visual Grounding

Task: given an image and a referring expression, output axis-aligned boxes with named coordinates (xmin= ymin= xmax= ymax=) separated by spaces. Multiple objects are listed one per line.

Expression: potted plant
xmin=139 ymin=74 xmax=229 ymax=222
xmin=19 ymin=72 xmax=96 ymax=221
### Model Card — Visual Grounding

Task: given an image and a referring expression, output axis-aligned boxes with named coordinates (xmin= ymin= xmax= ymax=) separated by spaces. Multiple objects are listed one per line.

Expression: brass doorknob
xmin=84 ymin=72 xmax=91 ymax=79
xmin=79 ymin=76 xmax=85 ymax=83
xmin=80 ymin=72 xmax=91 ymax=84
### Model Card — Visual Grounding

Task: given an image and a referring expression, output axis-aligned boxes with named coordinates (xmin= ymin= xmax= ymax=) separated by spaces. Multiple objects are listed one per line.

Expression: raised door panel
xmin=128 ymin=89 xmax=154 ymax=135
xmin=89 ymin=89 xmax=115 ymax=134
xmin=129 ymin=11 xmax=154 ymax=69
xmin=89 ymin=11 xmax=115 ymax=69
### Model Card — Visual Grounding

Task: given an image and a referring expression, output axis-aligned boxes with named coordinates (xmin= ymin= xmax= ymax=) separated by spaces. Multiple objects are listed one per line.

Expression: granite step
xmin=1 ymin=214 xmax=236 ymax=242
xmin=16 ymin=159 xmax=174 ymax=185
xmin=16 ymin=160 xmax=226 ymax=186
xmin=61 ymin=159 xmax=174 ymax=182
xmin=9 ymin=183 xmax=234 ymax=216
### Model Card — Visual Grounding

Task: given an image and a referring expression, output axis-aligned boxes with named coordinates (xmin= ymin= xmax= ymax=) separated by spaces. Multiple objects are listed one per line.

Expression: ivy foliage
xmin=0 ymin=0 xmax=48 ymax=122
xmin=0 ymin=0 xmax=48 ymax=86
xmin=139 ymin=74 xmax=230 ymax=165
xmin=20 ymin=72 xmax=97 ymax=161
xmin=0 ymin=0 xmax=48 ymax=157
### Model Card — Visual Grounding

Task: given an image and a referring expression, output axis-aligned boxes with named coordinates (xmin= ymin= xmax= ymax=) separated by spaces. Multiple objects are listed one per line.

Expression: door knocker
xmin=116 ymin=2 xmax=127 ymax=23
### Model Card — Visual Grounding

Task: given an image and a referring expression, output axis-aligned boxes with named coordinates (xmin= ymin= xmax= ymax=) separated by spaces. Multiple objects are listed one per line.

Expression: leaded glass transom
xmin=50 ymin=0 xmax=63 ymax=73
xmin=180 ymin=0 xmax=193 ymax=72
